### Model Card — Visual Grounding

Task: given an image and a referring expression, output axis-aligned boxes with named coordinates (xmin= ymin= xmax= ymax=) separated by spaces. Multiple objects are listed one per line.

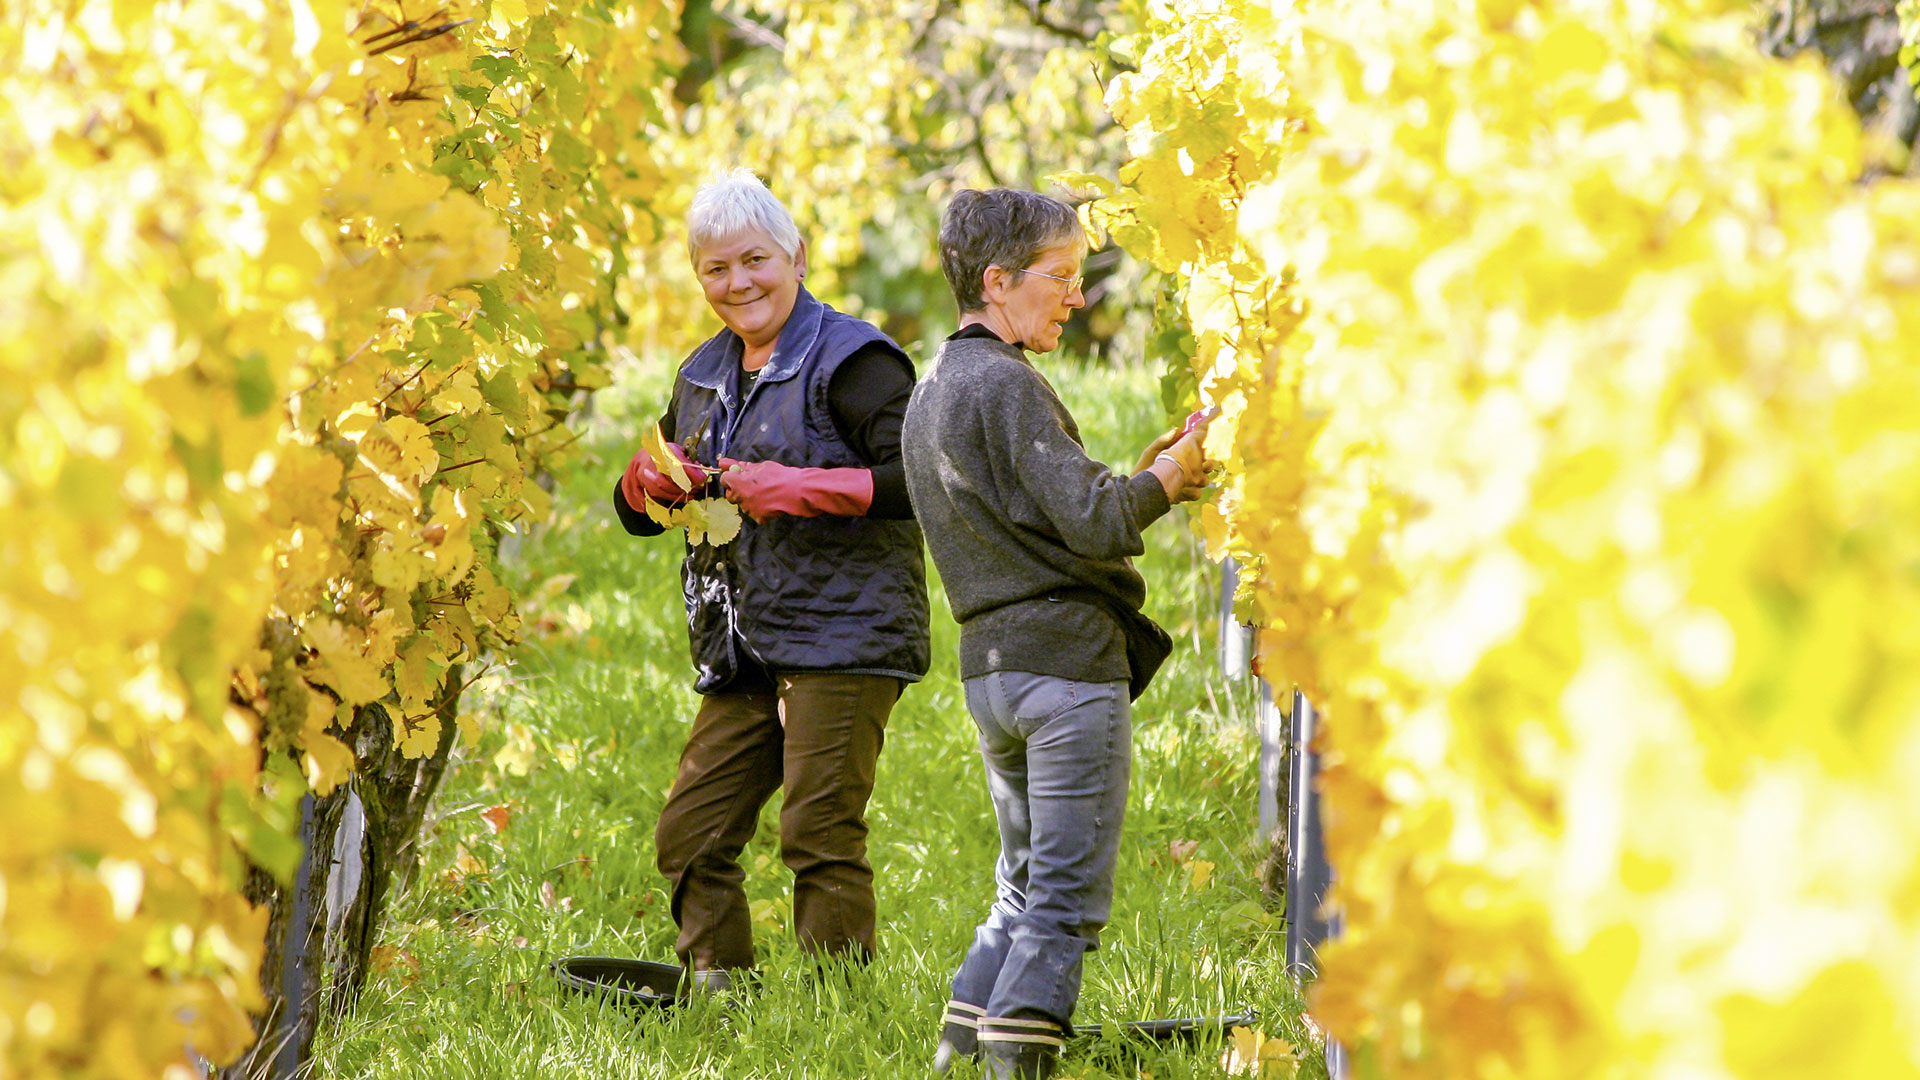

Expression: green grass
xmin=314 ymin=353 xmax=1322 ymax=1079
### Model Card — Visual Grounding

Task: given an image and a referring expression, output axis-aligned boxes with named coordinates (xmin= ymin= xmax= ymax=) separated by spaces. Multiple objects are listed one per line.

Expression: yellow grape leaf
xmin=266 ymin=449 xmax=344 ymax=529
xmin=302 ymin=733 xmax=355 ymax=796
xmin=434 ymin=606 xmax=480 ymax=660
xmin=370 ymin=542 xmax=424 ymax=595
xmin=642 ymin=422 xmax=692 ymax=491
xmin=686 ymin=497 xmax=742 ymax=547
xmin=364 ymin=607 xmax=409 ymax=668
xmin=1198 ymin=501 xmax=1232 ymax=562
xmin=383 ymin=415 xmax=438 ymax=484
xmin=490 ymin=0 xmax=529 ymax=36
xmin=493 ymin=722 xmax=537 ymax=777
xmin=451 ymin=844 xmax=488 ymax=880
xmin=426 ymin=485 xmax=476 ymax=584
xmin=305 ymin=618 xmax=388 ymax=706
xmin=679 ymin=498 xmax=713 ymax=542
xmin=356 ymin=427 xmax=425 ymax=503
xmin=643 ymin=495 xmax=681 ymax=529
xmin=394 ymin=634 xmax=440 ymax=712
xmin=1187 ymin=858 xmax=1215 ymax=893
xmin=432 ymin=368 xmax=485 ymax=415
xmin=304 ymin=684 xmax=337 ymax=733
xmin=468 ymin=565 xmax=511 ymax=624
xmin=396 ymin=711 xmax=441 ymax=758
xmin=365 ymin=167 xmax=450 ymax=219
xmin=1221 ymin=1026 xmax=1298 ymax=1079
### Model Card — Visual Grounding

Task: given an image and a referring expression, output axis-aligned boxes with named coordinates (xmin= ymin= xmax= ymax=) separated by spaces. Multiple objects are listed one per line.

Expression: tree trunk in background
xmin=1762 ymin=0 xmax=1920 ymax=173
xmin=218 ymin=685 xmax=460 ymax=1080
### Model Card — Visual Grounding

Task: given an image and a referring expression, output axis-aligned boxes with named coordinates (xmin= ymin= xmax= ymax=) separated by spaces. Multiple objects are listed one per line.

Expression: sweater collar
xmin=949 ymin=322 xmax=1005 ymax=344
xmin=938 ymin=324 xmax=1031 ymax=369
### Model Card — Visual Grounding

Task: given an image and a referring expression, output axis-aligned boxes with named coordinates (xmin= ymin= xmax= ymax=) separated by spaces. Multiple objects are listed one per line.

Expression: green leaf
xmin=234 ymin=349 xmax=276 ymax=417
xmin=470 ymin=54 xmax=524 ymax=86
xmin=546 ymin=130 xmax=596 ymax=174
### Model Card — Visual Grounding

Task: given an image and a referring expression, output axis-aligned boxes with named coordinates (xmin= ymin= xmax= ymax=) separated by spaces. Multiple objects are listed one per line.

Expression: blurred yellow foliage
xmin=1100 ymin=0 xmax=1920 ymax=1076
xmin=3 ymin=0 xmax=681 ymax=1074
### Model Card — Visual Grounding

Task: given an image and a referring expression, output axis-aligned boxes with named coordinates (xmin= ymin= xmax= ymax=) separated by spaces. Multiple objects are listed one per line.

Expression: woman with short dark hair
xmin=902 ymin=188 xmax=1209 ymax=1079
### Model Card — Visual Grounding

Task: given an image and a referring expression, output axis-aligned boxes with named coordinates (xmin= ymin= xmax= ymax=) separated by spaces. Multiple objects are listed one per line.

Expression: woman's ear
xmin=979 ymin=264 xmax=1008 ymax=304
xmin=793 ymin=240 xmax=809 ymax=281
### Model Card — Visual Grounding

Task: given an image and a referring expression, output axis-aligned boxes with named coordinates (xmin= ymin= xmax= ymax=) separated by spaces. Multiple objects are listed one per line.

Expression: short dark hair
xmin=938 ymin=189 xmax=1085 ymax=313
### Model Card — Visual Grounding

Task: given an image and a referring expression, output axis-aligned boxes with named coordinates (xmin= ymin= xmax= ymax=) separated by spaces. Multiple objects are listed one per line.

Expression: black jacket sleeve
xmin=826 ymin=343 xmax=916 ymax=519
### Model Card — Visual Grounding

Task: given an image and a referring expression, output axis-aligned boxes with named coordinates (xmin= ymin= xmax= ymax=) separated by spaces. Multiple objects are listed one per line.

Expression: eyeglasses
xmin=1016 ymin=267 xmax=1084 ymax=293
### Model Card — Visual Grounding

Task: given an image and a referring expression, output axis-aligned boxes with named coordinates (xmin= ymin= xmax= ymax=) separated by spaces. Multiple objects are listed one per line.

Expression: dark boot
xmin=681 ymin=966 xmax=759 ymax=1006
xmin=933 ymin=1000 xmax=983 ymax=1074
xmin=933 ymin=999 xmax=983 ymax=1068
xmin=978 ymin=1016 xmax=1063 ymax=1080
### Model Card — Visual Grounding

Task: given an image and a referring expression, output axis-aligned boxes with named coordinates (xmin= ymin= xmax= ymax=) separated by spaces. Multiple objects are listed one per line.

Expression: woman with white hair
xmin=613 ymin=170 xmax=928 ymax=992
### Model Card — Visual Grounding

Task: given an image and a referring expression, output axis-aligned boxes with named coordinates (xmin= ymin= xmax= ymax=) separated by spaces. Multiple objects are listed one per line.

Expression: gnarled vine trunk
xmin=218 ymin=686 xmax=460 ymax=1080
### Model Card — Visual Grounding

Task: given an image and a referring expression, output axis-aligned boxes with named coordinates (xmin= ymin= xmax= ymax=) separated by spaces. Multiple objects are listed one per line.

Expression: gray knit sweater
xmin=901 ymin=330 xmax=1172 ymax=684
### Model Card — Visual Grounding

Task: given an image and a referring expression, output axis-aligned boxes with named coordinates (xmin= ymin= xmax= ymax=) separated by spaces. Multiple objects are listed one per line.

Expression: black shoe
xmin=681 ymin=966 xmax=758 ymax=1012
xmin=979 ymin=1015 xmax=1063 ymax=1080
xmin=933 ymin=1000 xmax=984 ymax=1074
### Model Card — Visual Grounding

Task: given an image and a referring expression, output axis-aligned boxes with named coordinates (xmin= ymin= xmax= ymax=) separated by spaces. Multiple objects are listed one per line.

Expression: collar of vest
xmin=681 ymin=286 xmax=827 ymax=396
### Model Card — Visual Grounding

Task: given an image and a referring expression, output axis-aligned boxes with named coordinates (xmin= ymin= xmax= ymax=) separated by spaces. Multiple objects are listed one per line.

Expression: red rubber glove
xmin=621 ymin=442 xmax=709 ymax=509
xmin=718 ymin=457 xmax=874 ymax=522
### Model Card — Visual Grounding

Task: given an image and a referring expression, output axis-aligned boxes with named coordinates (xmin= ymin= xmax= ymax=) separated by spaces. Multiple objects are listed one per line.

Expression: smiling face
xmin=693 ymin=228 xmax=806 ymax=352
xmin=989 ymin=239 xmax=1085 ymax=353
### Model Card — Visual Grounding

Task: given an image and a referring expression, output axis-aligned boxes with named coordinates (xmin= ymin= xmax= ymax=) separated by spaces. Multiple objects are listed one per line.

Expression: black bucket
xmin=550 ymin=955 xmax=682 ymax=1010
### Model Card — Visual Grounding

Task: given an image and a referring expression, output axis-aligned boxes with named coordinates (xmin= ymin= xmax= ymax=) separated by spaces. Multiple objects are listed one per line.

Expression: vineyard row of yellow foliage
xmin=1094 ymin=0 xmax=1920 ymax=1075
xmin=1 ymin=2 xmax=680 ymax=1075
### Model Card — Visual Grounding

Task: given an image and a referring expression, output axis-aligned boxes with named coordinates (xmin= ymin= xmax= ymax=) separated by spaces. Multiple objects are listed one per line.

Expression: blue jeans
xmin=949 ymin=670 xmax=1132 ymax=1028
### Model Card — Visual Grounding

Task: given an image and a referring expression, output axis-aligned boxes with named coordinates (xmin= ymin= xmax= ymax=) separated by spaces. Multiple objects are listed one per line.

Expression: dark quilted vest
xmin=670 ymin=288 xmax=929 ymax=693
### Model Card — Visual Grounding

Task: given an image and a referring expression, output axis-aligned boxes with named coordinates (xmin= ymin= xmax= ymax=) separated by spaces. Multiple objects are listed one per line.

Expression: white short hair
xmin=686 ymin=169 xmax=802 ymax=261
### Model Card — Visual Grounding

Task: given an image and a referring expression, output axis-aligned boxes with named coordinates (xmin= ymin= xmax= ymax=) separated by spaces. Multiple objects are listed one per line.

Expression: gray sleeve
xmin=990 ymin=369 xmax=1172 ymax=561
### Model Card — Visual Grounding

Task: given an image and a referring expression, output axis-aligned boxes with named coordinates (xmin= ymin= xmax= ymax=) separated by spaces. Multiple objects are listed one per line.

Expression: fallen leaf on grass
xmin=1188 ymin=859 xmax=1216 ymax=893
xmin=369 ymin=945 xmax=420 ymax=984
xmin=1221 ymin=1026 xmax=1298 ymax=1078
xmin=444 ymin=843 xmax=489 ymax=893
xmin=481 ymin=803 xmax=512 ymax=835
xmin=492 ymin=723 xmax=538 ymax=776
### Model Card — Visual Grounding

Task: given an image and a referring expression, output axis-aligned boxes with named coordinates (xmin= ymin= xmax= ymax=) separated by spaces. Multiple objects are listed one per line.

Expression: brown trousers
xmin=654 ymin=671 xmax=902 ymax=974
